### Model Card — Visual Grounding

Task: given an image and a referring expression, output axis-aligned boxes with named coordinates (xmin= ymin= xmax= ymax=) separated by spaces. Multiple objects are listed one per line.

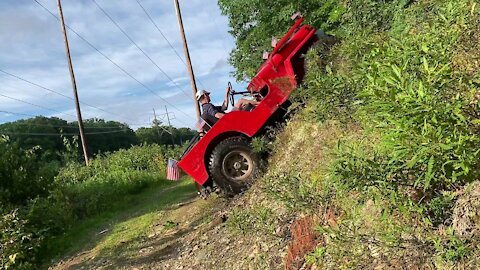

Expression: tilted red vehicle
xmin=178 ymin=15 xmax=334 ymax=195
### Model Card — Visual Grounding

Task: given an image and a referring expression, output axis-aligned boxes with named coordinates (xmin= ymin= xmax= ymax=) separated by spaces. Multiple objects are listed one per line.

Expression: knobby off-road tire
xmin=209 ymin=136 xmax=260 ymax=196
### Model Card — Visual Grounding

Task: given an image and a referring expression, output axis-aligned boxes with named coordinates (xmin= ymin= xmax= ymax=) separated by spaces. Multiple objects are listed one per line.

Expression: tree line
xmin=0 ymin=116 xmax=196 ymax=163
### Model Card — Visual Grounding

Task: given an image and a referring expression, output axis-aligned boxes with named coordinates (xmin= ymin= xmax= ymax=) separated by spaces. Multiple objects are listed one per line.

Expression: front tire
xmin=208 ymin=136 xmax=260 ymax=196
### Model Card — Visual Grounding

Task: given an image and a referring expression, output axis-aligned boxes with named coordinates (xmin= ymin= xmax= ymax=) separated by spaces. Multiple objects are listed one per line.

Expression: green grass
xmin=228 ymin=206 xmax=277 ymax=235
xmin=43 ymin=179 xmax=197 ymax=266
xmin=262 ymin=0 xmax=480 ymax=267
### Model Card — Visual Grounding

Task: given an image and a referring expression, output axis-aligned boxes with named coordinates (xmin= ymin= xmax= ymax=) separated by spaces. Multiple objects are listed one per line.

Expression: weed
xmin=228 ymin=206 xmax=277 ymax=235
xmin=163 ymin=220 xmax=178 ymax=230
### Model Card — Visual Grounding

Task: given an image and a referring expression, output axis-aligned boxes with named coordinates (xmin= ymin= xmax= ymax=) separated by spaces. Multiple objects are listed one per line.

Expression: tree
xmin=218 ymin=0 xmax=343 ymax=81
xmin=80 ymin=118 xmax=139 ymax=155
xmin=0 ymin=117 xmax=70 ymax=161
xmin=136 ymin=126 xmax=196 ymax=146
xmin=0 ymin=117 xmax=139 ymax=162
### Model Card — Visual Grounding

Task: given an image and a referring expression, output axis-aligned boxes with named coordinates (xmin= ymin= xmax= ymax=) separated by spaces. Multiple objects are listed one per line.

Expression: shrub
xmin=0 ymin=209 xmax=43 ymax=270
xmin=295 ymin=48 xmax=361 ymax=123
xmin=3 ymin=144 xmax=174 ymax=268
xmin=56 ymin=144 xmax=166 ymax=185
xmin=354 ymin=0 xmax=479 ymax=192
xmin=280 ymin=0 xmax=480 ymax=267
xmin=0 ymin=137 xmax=56 ymax=206
xmin=40 ymin=144 xmax=167 ymax=221
xmin=315 ymin=0 xmax=480 ymax=195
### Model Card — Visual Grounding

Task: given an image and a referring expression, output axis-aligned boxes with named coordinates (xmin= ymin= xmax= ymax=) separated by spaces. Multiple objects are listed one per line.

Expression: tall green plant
xmin=0 ymin=209 xmax=43 ymax=270
xmin=0 ymin=136 xmax=55 ymax=205
xmin=356 ymin=0 xmax=480 ymax=190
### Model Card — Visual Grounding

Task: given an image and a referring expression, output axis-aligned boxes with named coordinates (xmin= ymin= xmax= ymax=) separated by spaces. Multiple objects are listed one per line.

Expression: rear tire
xmin=208 ymin=136 xmax=260 ymax=196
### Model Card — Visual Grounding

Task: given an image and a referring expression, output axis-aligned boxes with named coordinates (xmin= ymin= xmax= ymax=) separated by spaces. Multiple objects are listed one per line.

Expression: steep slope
xmin=50 ymin=0 xmax=480 ymax=269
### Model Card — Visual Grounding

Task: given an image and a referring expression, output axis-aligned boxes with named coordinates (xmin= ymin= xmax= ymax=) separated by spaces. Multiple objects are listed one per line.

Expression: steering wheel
xmin=228 ymin=82 xmax=235 ymax=107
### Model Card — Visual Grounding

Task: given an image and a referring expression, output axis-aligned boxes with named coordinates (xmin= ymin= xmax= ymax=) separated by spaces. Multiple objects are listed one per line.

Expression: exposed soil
xmin=50 ymin=186 xmax=293 ymax=270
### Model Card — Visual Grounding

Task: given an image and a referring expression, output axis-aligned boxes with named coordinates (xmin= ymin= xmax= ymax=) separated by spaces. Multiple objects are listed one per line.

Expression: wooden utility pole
xmin=153 ymin=108 xmax=162 ymax=140
xmin=57 ymin=0 xmax=90 ymax=165
xmin=165 ymin=105 xmax=172 ymax=126
xmin=173 ymin=0 xmax=201 ymax=121
xmin=165 ymin=106 xmax=175 ymax=145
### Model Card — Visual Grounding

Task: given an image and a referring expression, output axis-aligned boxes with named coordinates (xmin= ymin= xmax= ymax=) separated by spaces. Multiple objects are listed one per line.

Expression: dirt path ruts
xmin=51 ymin=184 xmax=289 ymax=270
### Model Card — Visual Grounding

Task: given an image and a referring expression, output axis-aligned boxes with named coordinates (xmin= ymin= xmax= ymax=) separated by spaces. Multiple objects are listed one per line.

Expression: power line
xmin=0 ymin=92 xmax=76 ymax=118
xmin=94 ymin=0 xmax=222 ymax=120
xmin=134 ymin=0 xmax=223 ymax=107
xmin=0 ymin=110 xmax=166 ymax=130
xmin=32 ymin=0 xmax=194 ymax=127
xmin=0 ymin=110 xmax=37 ymax=118
xmin=135 ymin=0 xmax=187 ymax=66
xmin=0 ymin=123 xmax=127 ymax=130
xmin=0 ymin=69 xmax=72 ymax=100
xmin=91 ymin=0 xmax=193 ymax=101
xmin=0 ymin=68 xmax=139 ymax=125
xmin=0 ymin=130 xmax=128 ymax=136
xmin=0 ymin=109 xmax=158 ymax=128
xmin=0 ymin=109 xmax=153 ymax=127
xmin=133 ymin=0 xmax=209 ymax=91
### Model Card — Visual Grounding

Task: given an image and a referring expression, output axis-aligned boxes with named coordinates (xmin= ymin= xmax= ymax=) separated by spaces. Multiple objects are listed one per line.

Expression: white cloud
xmin=0 ymin=0 xmax=244 ymax=129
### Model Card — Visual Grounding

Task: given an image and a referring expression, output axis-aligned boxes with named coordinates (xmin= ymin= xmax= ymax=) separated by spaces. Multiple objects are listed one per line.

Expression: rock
xmin=220 ymin=237 xmax=230 ymax=244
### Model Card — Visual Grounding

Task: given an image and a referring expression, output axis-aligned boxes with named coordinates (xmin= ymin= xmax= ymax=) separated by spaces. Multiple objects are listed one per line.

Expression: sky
xmin=0 ymin=0 xmax=245 ymax=129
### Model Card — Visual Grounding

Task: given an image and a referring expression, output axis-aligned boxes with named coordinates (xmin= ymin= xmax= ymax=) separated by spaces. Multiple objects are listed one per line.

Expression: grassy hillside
xmin=225 ymin=0 xmax=480 ymax=268
xmin=2 ymin=1 xmax=478 ymax=269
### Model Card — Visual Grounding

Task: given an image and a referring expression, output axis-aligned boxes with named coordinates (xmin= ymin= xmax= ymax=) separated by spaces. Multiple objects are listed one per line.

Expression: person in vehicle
xmin=231 ymin=94 xmax=260 ymax=111
xmin=196 ymin=87 xmax=261 ymax=125
xmin=196 ymin=89 xmax=227 ymax=120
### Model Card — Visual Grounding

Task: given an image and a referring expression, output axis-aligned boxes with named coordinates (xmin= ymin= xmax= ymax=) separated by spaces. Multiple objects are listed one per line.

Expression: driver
xmin=196 ymin=89 xmax=228 ymax=120
xmin=196 ymin=86 xmax=261 ymax=123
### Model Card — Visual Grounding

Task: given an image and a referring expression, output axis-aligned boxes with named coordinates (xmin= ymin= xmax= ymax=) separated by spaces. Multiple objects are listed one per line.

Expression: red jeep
xmin=178 ymin=15 xmax=333 ymax=195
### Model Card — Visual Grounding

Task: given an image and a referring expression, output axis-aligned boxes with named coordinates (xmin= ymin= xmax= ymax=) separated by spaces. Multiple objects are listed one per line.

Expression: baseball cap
xmin=195 ymin=89 xmax=210 ymax=100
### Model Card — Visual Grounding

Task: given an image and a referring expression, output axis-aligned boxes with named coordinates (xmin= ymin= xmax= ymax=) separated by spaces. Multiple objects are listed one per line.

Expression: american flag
xmin=167 ymin=159 xmax=181 ymax=181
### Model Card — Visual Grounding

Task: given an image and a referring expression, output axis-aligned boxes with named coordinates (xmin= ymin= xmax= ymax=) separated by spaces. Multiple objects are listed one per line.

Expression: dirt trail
xmin=50 ymin=184 xmax=290 ymax=270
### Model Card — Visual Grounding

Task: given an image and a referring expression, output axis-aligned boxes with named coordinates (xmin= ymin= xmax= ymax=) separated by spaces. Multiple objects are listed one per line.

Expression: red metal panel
xmin=178 ymin=80 xmax=282 ymax=185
